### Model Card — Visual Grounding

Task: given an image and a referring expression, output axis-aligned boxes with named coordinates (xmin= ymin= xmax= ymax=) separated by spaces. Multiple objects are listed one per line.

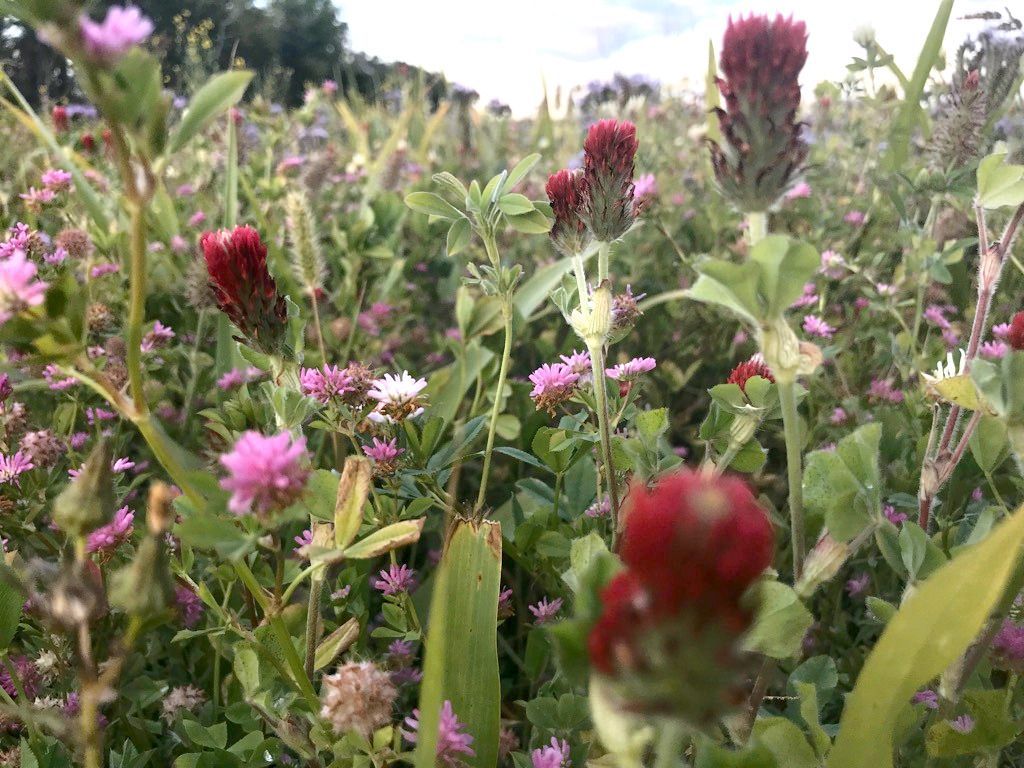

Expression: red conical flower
xmin=1009 ymin=311 xmax=1024 ymax=351
xmin=726 ymin=357 xmax=775 ymax=392
xmin=710 ymin=14 xmax=809 ymax=212
xmin=51 ymin=105 xmax=68 ymax=133
xmin=581 ymin=119 xmax=638 ymax=242
xmin=545 ymin=168 xmax=591 ymax=257
xmin=588 ymin=468 xmax=774 ymax=724
xmin=201 ymin=226 xmax=288 ymax=355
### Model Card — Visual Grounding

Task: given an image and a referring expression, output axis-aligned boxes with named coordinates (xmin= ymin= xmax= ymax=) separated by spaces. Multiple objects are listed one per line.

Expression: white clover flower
xmin=367 ymin=371 xmax=427 ymax=423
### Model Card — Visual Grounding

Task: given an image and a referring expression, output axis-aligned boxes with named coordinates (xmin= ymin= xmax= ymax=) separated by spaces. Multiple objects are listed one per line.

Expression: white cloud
xmin=339 ymin=0 xmax=1003 ymax=115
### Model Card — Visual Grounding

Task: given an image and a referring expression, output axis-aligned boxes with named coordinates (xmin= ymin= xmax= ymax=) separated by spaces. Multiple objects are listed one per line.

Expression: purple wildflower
xmin=300 ymin=365 xmax=353 ymax=404
xmin=529 ymin=363 xmax=579 ymax=413
xmin=528 ymin=597 xmax=563 ymax=624
xmin=0 ymin=655 xmax=39 ymax=700
xmin=140 ymin=320 xmax=175 ymax=352
xmin=912 ymin=690 xmax=939 ymax=709
xmin=86 ymin=506 xmax=134 ymax=553
xmin=845 ymin=573 xmax=869 ymax=598
xmin=175 ymin=585 xmax=204 ymax=628
xmin=802 ymin=314 xmax=835 ymax=339
xmin=532 ymin=738 xmax=571 ymax=768
xmin=605 ymin=357 xmax=656 ymax=381
xmin=402 ymin=700 xmax=475 ymax=768
xmin=373 ymin=563 xmax=417 ymax=596
xmin=949 ymin=715 xmax=975 ymax=734
xmin=0 ymin=250 xmax=48 ymax=323
xmin=884 ymin=505 xmax=908 ymax=526
xmin=0 ymin=451 xmax=33 ymax=486
xmin=868 ymin=378 xmax=904 ymax=404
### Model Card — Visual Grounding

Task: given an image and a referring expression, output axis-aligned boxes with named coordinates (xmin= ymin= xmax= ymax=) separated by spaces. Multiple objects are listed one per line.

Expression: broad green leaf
xmin=505 ymin=209 xmax=552 ymax=234
xmin=446 ymin=217 xmax=472 ymax=257
xmin=426 ymin=342 xmax=494 ymax=425
xmin=794 ymin=681 xmax=831 ymax=757
xmin=334 ymin=458 xmax=371 ymax=549
xmin=748 ymin=236 xmax=819 ymax=317
xmin=497 ymin=193 xmax=535 ymax=216
xmin=741 ymin=581 xmax=813 ymax=659
xmin=926 ymin=373 xmax=985 ymax=412
xmin=0 ymin=565 xmax=22 ymax=650
xmin=415 ymin=520 xmax=501 ymax=768
xmin=505 ymin=153 xmax=541 ymax=189
xmin=828 ymin=503 xmax=1024 ymax=768
xmin=705 ymin=40 xmax=722 ymax=146
xmin=169 ymin=70 xmax=253 ymax=154
xmin=925 ymin=689 xmax=1021 ymax=756
xmin=696 ymin=259 xmax=761 ymax=318
xmin=684 ymin=274 xmax=758 ymax=326
xmin=694 ymin=737 xmax=777 ymax=768
xmin=314 ymin=618 xmax=360 ymax=671
xmin=753 ymin=718 xmax=818 ymax=768
xmin=405 ymin=191 xmax=464 ymax=220
xmin=342 ymin=518 xmax=424 ymax=560
xmin=803 ymin=424 xmax=881 ymax=541
xmin=977 ymin=152 xmax=1024 ymax=210
xmin=175 ymin=512 xmax=252 ymax=560
xmin=969 ymin=415 xmax=1008 ymax=473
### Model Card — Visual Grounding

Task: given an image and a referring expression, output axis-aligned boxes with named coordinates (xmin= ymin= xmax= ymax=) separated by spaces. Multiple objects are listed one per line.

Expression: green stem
xmin=778 ymin=379 xmax=805 ymax=581
xmin=304 ymin=575 xmax=325 ymax=680
xmin=268 ymin=612 xmax=320 ymax=709
xmin=587 ymin=341 xmax=621 ymax=547
xmin=597 ymin=241 xmax=611 ymax=284
xmin=126 ymin=204 xmax=147 ymax=414
xmin=653 ymin=721 xmax=686 ymax=768
xmin=475 ymin=299 xmax=513 ymax=512
xmin=572 ymin=252 xmax=589 ymax=306
xmin=747 ymin=212 xmax=768 ymax=248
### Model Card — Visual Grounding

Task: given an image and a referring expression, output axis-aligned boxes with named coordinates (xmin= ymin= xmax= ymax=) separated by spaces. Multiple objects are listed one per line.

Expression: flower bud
xmin=109 ymin=533 xmax=173 ymax=617
xmin=200 ymin=226 xmax=288 ymax=356
xmin=581 ymin=120 xmax=638 ymax=242
xmin=710 ymin=15 xmax=809 ymax=212
xmin=546 ymin=169 xmax=591 ymax=257
xmin=795 ymin=533 xmax=849 ymax=598
xmin=52 ymin=440 xmax=115 ymax=537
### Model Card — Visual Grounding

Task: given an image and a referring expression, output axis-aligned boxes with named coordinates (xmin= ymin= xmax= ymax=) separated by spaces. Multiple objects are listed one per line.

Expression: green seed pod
xmin=52 ymin=440 xmax=115 ymax=537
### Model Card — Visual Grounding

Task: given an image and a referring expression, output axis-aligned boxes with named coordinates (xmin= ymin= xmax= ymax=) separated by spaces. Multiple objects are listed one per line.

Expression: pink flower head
xmin=868 ymin=378 xmax=904 ymax=405
xmin=884 ymin=504 xmax=907 ymax=526
xmin=43 ymin=363 xmax=76 ymax=391
xmin=0 ymin=250 xmax=47 ymax=323
xmin=0 ymin=451 xmax=33 ymax=486
xmin=219 ymin=431 xmax=311 ymax=516
xmin=802 ymin=314 xmax=834 ymax=339
xmin=86 ymin=506 xmax=134 ymax=553
xmin=363 ymin=437 xmax=403 ymax=464
xmin=830 ymin=407 xmax=847 ymax=425
xmin=528 ymin=596 xmax=563 ymax=624
xmin=373 ymin=563 xmax=417 ymax=595
xmin=558 ymin=350 xmax=592 ymax=375
xmin=41 ymin=169 xmax=72 ymax=190
xmin=90 ymin=262 xmax=120 ymax=278
xmin=79 ymin=5 xmax=154 ymax=63
xmin=992 ymin=322 xmax=1012 ymax=340
xmin=293 ymin=528 xmax=314 ymax=557
xmin=402 ymin=700 xmax=475 ymax=767
xmin=0 ymin=655 xmax=39 ymax=700
xmin=633 ymin=172 xmax=658 ymax=200
xmin=141 ymin=320 xmax=175 ymax=352
xmin=844 ymin=210 xmax=865 ymax=226
xmin=532 ymin=738 xmax=571 ymax=768
xmin=529 ymin=363 xmax=579 ymax=414
xmin=605 ymin=357 xmax=656 ymax=381
xmin=300 ymin=365 xmax=353 ymax=404
xmin=322 ymin=80 xmax=338 ymax=95
xmin=790 ymin=282 xmax=818 ymax=309
xmin=980 ymin=340 xmax=1008 ymax=360
xmin=845 ymin=572 xmax=869 ymax=598
xmin=819 ymin=249 xmax=846 ymax=279
xmin=785 ymin=181 xmax=812 ymax=200
xmin=923 ymin=304 xmax=951 ymax=330
xmin=175 ymin=585 xmax=204 ymax=628
xmin=19 ymin=187 xmax=56 ymax=210
xmin=45 ymin=247 xmax=69 ymax=265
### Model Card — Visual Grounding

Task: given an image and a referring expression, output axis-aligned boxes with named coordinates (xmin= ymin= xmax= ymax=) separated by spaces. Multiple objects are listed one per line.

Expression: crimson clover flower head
xmin=545 ymin=168 xmax=591 ymax=257
xmin=588 ymin=468 xmax=774 ymax=724
xmin=726 ymin=357 xmax=775 ymax=392
xmin=581 ymin=119 xmax=638 ymax=242
xmin=710 ymin=14 xmax=809 ymax=212
xmin=200 ymin=226 xmax=288 ymax=356
xmin=1008 ymin=311 xmax=1024 ymax=351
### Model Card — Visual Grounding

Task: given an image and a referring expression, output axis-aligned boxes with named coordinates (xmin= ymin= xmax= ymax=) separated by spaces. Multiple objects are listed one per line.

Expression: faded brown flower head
xmin=86 ymin=302 xmax=114 ymax=333
xmin=320 ymin=661 xmax=397 ymax=736
xmin=161 ymin=684 xmax=206 ymax=722
xmin=19 ymin=429 xmax=64 ymax=468
xmin=55 ymin=228 xmax=94 ymax=260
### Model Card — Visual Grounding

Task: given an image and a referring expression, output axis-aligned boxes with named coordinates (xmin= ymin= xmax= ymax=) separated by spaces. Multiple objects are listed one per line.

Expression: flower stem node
xmin=758 ymin=316 xmax=820 ymax=382
xmin=728 ymin=412 xmax=760 ymax=448
xmin=572 ymin=281 xmax=613 ymax=347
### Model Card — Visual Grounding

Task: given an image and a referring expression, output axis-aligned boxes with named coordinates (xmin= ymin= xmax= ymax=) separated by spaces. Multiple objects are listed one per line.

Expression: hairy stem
xmin=778 ymin=379 xmax=805 ymax=581
xmin=304 ymin=574 xmax=325 ymax=681
xmin=588 ymin=341 xmax=622 ymax=547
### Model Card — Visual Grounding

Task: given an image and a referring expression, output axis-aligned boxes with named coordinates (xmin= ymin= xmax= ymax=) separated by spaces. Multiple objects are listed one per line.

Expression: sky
xmin=338 ymin=0 xmax=1003 ymax=115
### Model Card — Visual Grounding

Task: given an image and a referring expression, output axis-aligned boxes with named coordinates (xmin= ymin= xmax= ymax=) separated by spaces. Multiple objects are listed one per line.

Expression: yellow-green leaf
xmin=828 ymin=504 xmax=1024 ymax=768
xmin=342 ymin=518 xmax=424 ymax=560
xmin=334 ymin=457 xmax=371 ymax=549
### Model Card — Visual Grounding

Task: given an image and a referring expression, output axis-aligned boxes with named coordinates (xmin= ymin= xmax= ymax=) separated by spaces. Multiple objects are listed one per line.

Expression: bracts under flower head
xmin=545 ymin=169 xmax=591 ymax=257
xmin=709 ymin=14 xmax=809 ymax=212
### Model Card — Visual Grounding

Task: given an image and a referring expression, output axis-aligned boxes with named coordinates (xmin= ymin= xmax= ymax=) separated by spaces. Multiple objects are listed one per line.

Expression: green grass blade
xmin=415 ymin=519 xmax=501 ymax=768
